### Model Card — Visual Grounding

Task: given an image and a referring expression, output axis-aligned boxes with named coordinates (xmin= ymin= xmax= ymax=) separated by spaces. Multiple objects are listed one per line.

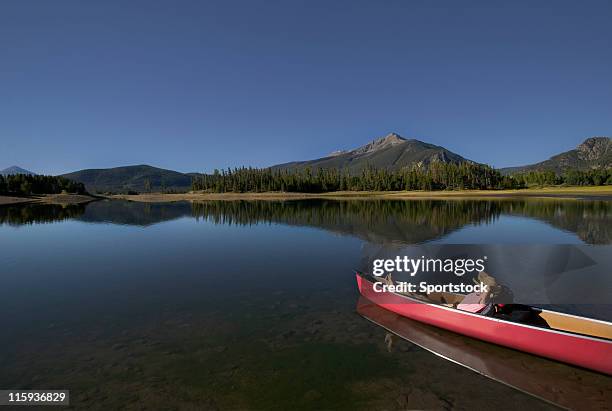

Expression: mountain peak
xmin=578 ymin=136 xmax=610 ymax=148
xmin=353 ymin=132 xmax=407 ymax=155
xmin=378 ymin=132 xmax=406 ymax=143
xmin=273 ymin=131 xmax=470 ymax=174
xmin=576 ymin=136 xmax=611 ymax=162
xmin=1 ymin=165 xmax=36 ymax=176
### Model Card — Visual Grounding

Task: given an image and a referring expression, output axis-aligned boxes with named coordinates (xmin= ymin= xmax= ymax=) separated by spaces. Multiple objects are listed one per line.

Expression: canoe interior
xmin=537 ymin=310 xmax=612 ymax=340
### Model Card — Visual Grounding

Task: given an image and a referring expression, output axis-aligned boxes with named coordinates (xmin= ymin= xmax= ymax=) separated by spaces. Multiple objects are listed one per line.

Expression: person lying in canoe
xmin=452 ymin=273 xmax=541 ymax=324
xmin=382 ymin=271 xmax=504 ymax=312
xmin=456 ymin=271 xmax=501 ymax=315
xmin=381 ymin=271 xmax=534 ymax=321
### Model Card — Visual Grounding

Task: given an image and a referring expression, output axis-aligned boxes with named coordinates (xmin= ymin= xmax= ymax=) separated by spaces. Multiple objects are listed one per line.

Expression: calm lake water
xmin=0 ymin=198 xmax=610 ymax=410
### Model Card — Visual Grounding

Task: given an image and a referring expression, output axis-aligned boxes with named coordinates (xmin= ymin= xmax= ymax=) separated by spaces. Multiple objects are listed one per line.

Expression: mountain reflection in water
xmin=1 ymin=198 xmax=610 ymax=244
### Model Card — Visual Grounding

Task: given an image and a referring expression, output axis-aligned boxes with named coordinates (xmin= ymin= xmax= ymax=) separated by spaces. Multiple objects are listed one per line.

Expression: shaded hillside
xmin=502 ymin=137 xmax=611 ymax=175
xmin=272 ymin=133 xmax=473 ymax=174
xmin=62 ymin=165 xmax=192 ymax=193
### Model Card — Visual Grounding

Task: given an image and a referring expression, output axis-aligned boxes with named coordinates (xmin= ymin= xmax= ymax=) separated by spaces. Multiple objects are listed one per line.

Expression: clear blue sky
xmin=1 ymin=0 xmax=610 ymax=175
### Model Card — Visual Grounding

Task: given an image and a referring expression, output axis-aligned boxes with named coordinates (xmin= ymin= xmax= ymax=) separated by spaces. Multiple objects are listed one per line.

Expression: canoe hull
xmin=356 ymin=274 xmax=612 ymax=375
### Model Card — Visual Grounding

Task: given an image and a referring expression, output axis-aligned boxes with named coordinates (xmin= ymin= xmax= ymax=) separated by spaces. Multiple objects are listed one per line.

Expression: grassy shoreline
xmin=109 ymin=186 xmax=612 ymax=202
xmin=0 ymin=193 xmax=98 ymax=206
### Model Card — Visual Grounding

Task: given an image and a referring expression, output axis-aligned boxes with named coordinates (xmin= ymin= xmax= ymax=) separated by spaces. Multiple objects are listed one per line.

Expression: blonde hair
xmin=475 ymin=271 xmax=498 ymax=287
xmin=474 ymin=271 xmax=502 ymax=302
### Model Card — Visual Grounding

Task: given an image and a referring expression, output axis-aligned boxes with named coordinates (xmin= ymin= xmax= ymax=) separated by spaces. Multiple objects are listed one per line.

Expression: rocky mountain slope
xmin=501 ymin=137 xmax=611 ymax=175
xmin=272 ymin=132 xmax=473 ymax=174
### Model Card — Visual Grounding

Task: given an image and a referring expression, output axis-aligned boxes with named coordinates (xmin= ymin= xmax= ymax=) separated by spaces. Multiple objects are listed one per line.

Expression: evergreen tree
xmin=0 ymin=174 xmax=87 ymax=196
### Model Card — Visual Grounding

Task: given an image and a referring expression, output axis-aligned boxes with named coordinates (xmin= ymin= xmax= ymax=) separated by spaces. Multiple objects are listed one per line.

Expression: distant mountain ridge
xmin=272 ymin=132 xmax=473 ymax=174
xmin=61 ymin=165 xmax=193 ymax=193
xmin=501 ymin=137 xmax=612 ymax=175
xmin=11 ymin=133 xmax=608 ymax=194
xmin=1 ymin=166 xmax=36 ymax=176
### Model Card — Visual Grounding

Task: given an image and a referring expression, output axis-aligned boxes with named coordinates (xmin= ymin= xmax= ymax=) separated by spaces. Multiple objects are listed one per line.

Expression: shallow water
xmin=1 ymin=198 xmax=610 ymax=410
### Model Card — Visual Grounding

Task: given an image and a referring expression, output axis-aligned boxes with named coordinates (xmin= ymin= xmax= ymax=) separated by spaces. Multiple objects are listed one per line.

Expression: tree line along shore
xmin=1 ymin=164 xmax=611 ymax=205
xmin=191 ymin=164 xmax=612 ymax=194
xmin=0 ymin=174 xmax=94 ymax=206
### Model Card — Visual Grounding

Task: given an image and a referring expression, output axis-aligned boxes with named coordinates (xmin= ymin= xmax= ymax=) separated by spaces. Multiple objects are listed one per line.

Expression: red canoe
xmin=356 ymin=271 xmax=612 ymax=375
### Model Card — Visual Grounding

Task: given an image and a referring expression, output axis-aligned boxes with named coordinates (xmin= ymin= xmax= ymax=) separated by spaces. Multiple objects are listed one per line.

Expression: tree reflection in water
xmin=1 ymin=198 xmax=609 ymax=244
